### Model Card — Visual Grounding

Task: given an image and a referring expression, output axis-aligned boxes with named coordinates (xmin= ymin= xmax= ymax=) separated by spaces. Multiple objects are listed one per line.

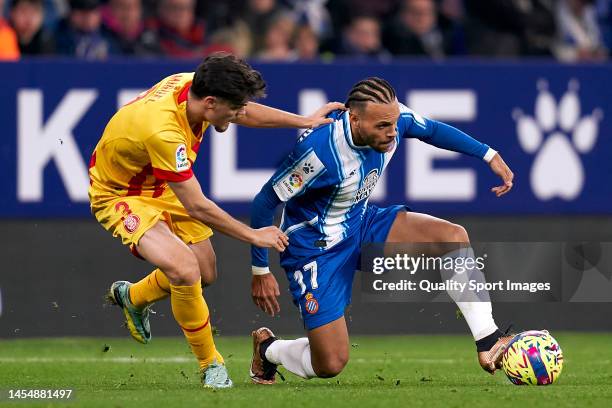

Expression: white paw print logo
xmin=514 ymin=79 xmax=603 ymax=200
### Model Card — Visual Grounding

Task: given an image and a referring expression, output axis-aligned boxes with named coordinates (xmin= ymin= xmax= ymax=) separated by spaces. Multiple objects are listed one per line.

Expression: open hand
xmin=252 ymin=273 xmax=281 ymax=316
xmin=304 ymin=102 xmax=347 ymax=128
xmin=489 ymin=153 xmax=514 ymax=197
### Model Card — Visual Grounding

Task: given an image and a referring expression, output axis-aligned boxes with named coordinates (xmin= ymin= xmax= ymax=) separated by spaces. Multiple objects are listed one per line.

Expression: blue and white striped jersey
xmin=251 ymin=103 xmax=493 ymax=268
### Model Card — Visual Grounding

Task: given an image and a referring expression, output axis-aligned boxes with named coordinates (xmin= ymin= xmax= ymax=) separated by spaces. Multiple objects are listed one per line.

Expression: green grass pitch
xmin=0 ymin=333 xmax=610 ymax=407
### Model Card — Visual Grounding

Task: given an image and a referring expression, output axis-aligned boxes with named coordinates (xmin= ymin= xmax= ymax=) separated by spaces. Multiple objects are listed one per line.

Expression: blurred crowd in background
xmin=0 ymin=0 xmax=610 ymax=62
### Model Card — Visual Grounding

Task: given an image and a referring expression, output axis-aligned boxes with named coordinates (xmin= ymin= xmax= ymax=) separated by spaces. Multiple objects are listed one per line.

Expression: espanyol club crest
xmin=304 ymin=293 xmax=319 ymax=314
xmin=123 ymin=213 xmax=141 ymax=233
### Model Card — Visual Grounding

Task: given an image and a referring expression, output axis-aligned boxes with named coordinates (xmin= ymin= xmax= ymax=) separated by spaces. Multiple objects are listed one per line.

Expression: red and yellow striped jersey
xmin=89 ymin=73 xmax=207 ymax=200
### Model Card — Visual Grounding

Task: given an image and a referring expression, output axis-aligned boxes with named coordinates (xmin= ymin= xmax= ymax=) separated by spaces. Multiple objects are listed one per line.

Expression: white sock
xmin=265 ymin=338 xmax=316 ymax=379
xmin=442 ymin=247 xmax=498 ymax=341
xmin=456 ymin=301 xmax=498 ymax=341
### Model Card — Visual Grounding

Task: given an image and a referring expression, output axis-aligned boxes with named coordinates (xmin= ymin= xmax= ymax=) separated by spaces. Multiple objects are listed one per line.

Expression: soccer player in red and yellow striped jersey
xmin=89 ymin=54 xmax=343 ymax=388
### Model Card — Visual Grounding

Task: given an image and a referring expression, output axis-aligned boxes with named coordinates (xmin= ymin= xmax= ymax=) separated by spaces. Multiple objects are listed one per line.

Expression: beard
xmin=375 ymin=139 xmax=396 ymax=153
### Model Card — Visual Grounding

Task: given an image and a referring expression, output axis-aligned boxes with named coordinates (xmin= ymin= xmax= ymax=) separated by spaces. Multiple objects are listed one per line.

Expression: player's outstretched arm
xmin=233 ymin=101 xmax=346 ymax=129
xmin=402 ymin=110 xmax=515 ymax=198
xmin=426 ymin=123 xmax=515 ymax=197
xmin=168 ymin=177 xmax=288 ymax=251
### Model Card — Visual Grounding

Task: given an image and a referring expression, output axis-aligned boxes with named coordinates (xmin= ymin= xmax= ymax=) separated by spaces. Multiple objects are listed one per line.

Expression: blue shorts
xmin=282 ymin=204 xmax=407 ymax=330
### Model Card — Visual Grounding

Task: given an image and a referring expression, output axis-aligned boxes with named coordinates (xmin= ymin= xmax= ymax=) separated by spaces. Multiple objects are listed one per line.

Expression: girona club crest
xmin=123 ymin=213 xmax=141 ymax=233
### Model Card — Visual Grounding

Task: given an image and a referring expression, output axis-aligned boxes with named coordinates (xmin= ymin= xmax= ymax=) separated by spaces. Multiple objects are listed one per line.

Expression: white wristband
xmin=483 ymin=148 xmax=498 ymax=163
xmin=252 ymin=266 xmax=271 ymax=276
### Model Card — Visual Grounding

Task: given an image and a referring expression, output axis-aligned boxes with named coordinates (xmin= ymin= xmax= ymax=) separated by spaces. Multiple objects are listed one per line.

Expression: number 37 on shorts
xmin=287 ymin=249 xmax=358 ymax=330
xmin=292 ymin=261 xmax=320 ymax=315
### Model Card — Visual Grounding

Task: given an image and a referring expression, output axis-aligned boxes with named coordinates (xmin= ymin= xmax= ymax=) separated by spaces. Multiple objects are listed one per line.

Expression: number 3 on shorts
xmin=293 ymin=261 xmax=318 ymax=295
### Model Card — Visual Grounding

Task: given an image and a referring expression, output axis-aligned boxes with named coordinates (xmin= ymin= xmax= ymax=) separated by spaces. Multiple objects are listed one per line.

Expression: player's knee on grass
xmin=164 ymin=252 xmax=201 ymax=286
xmin=313 ymin=353 xmax=349 ymax=378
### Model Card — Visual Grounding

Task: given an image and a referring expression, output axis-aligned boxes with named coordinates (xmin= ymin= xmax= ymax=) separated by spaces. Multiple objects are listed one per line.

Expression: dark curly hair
xmin=191 ymin=53 xmax=267 ymax=106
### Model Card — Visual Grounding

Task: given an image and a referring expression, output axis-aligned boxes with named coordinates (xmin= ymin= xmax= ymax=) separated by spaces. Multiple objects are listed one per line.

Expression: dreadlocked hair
xmin=345 ymin=77 xmax=396 ymax=111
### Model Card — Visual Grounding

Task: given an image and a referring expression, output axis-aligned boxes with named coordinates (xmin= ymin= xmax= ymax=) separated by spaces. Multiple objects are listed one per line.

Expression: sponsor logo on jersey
xmin=354 ymin=169 xmax=379 ymax=203
xmin=176 ymin=144 xmax=189 ymax=172
xmin=304 ymin=292 xmax=319 ymax=314
xmin=123 ymin=213 xmax=141 ymax=233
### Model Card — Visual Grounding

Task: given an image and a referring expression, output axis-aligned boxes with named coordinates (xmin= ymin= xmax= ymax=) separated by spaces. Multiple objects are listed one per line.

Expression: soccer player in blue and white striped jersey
xmin=248 ymin=77 xmax=515 ymax=384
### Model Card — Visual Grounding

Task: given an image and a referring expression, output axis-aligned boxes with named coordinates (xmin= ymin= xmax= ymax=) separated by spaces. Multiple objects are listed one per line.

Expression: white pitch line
xmin=0 ymin=357 xmax=458 ymax=364
xmin=353 ymin=358 xmax=457 ymax=364
xmin=0 ymin=357 xmax=194 ymax=364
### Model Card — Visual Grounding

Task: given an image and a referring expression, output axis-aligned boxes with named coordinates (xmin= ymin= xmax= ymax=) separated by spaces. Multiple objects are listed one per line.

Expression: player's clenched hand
xmin=489 ymin=153 xmax=514 ymax=197
xmin=252 ymin=273 xmax=281 ymax=316
xmin=305 ymin=102 xmax=347 ymax=128
xmin=252 ymin=226 xmax=289 ymax=251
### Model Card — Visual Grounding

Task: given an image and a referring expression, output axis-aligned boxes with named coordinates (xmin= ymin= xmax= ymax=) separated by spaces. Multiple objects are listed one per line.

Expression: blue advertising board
xmin=0 ymin=59 xmax=610 ymax=217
